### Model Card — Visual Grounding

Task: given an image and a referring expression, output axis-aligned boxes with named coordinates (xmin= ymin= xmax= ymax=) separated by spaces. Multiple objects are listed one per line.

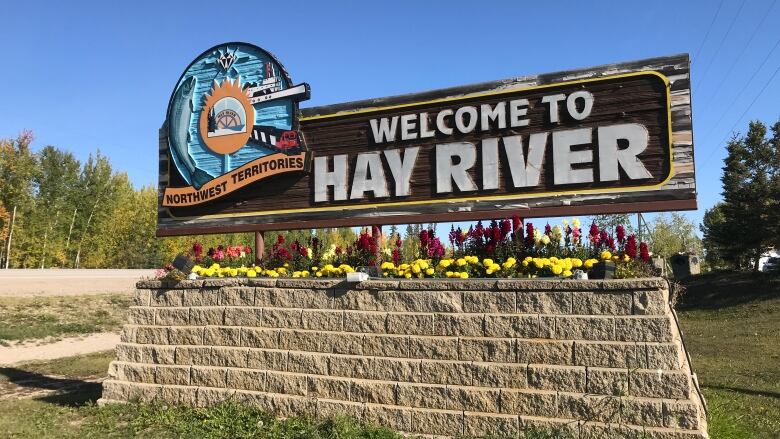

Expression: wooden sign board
xmin=157 ymin=49 xmax=694 ymax=236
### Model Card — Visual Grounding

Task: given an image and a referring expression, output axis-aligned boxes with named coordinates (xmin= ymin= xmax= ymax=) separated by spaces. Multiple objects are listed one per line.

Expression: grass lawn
xmin=0 ymin=271 xmax=777 ymax=438
xmin=0 ymin=294 xmax=131 ymax=344
xmin=677 ymin=271 xmax=780 ymax=439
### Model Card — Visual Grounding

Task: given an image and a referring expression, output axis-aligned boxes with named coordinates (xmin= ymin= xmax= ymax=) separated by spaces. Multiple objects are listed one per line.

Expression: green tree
xmin=701 ymin=203 xmax=736 ymax=269
xmin=647 ymin=213 xmax=702 ymax=259
xmin=591 ymin=214 xmax=635 ymax=235
xmin=701 ymin=120 xmax=778 ymax=271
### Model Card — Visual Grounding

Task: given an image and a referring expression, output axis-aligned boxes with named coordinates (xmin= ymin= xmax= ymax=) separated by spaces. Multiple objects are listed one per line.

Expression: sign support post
xmin=255 ymin=231 xmax=265 ymax=265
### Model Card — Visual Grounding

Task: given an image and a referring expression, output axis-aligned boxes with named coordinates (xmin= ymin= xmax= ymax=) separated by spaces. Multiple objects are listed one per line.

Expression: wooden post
xmin=254 ymin=231 xmax=265 ymax=266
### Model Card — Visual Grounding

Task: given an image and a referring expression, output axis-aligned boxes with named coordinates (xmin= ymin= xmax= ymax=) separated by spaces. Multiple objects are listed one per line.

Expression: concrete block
xmin=663 ymin=400 xmax=701 ymax=430
xmin=136 ymin=326 xmax=169 ymax=345
xmin=364 ymin=404 xmax=412 ymax=432
xmin=350 ymin=380 xmax=397 ymax=405
xmin=181 ymin=289 xmax=220 ymax=307
xmin=266 ymin=371 xmax=308 ymax=396
xmin=517 ymin=339 xmax=574 ymax=365
xmin=516 ymin=291 xmax=571 ymax=314
xmin=527 ymin=364 xmax=586 ymax=393
xmin=574 ymin=341 xmax=646 ymax=368
xmin=127 ymin=307 xmax=155 ymax=325
xmin=458 ymin=337 xmax=515 ymax=362
xmin=151 ymin=289 xmax=184 ymax=307
xmin=167 ymin=327 xmax=204 ymax=345
xmin=189 ymin=307 xmax=224 ymax=326
xmin=419 ymin=359 xmax=472 ymax=386
xmin=380 ymin=290 xmax=463 ymax=313
xmin=241 ymin=327 xmax=280 ymax=349
xmin=246 ymin=348 xmax=287 ymax=372
xmin=463 ymin=412 xmax=520 ymax=438
xmin=203 ymin=326 xmax=241 ymax=346
xmin=396 ymin=382 xmax=447 ymax=409
xmin=633 ymin=290 xmax=668 ymax=315
xmin=616 ymin=316 xmax=673 ymax=343
xmin=472 ymin=362 xmax=527 ymax=388
xmin=484 ymin=314 xmax=539 ymax=338
xmin=191 ymin=366 xmax=227 ymax=388
xmin=408 ymin=336 xmax=458 ymax=360
xmin=587 ymin=367 xmax=629 ymax=396
xmin=210 ymin=347 xmax=249 ymax=368
xmin=147 ymin=345 xmax=176 ymax=365
xmin=363 ymin=334 xmax=408 ymax=358
xmin=226 ymin=367 xmax=266 ymax=392
xmin=372 ymin=357 xmax=421 ymax=382
xmin=554 ymin=316 xmax=616 ymax=341
xmin=174 ymin=346 xmax=212 ymax=366
xmin=301 ymin=309 xmax=343 ymax=331
xmin=261 ymin=308 xmax=303 ymax=328
xmin=447 ymin=386 xmax=500 ymax=412
xmin=287 ymin=351 xmax=328 ymax=375
xmin=411 ymin=408 xmax=463 ymax=436
xmin=154 ymin=365 xmax=190 ymax=385
xmin=500 ymin=389 xmax=557 ymax=417
xmin=307 ymin=376 xmax=350 ymax=400
xmin=317 ymin=399 xmax=365 ymax=421
xmin=434 ymin=313 xmax=484 ymax=336
xmin=154 ymin=308 xmax=190 ymax=326
xmin=647 ymin=343 xmax=684 ymax=370
xmin=223 ymin=308 xmax=262 ymax=326
xmin=344 ymin=311 xmax=387 ymax=333
xmin=621 ymin=396 xmax=664 ymax=427
xmin=386 ymin=313 xmax=434 ymax=335
xmin=133 ymin=289 xmax=151 ymax=307
xmin=196 ymin=387 xmax=235 ymax=407
xmin=571 ymin=291 xmax=633 ymax=315
xmin=630 ymin=369 xmax=690 ymax=399
xmin=256 ymin=287 xmax=331 ymax=309
xmin=462 ymin=290 xmax=516 ymax=313
xmin=219 ymin=287 xmax=255 ymax=306
xmin=557 ymin=393 xmax=621 ymax=423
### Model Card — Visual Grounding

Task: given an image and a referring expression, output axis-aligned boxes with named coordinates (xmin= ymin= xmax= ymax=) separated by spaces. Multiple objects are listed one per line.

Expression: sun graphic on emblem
xmin=199 ymin=79 xmax=255 ymax=155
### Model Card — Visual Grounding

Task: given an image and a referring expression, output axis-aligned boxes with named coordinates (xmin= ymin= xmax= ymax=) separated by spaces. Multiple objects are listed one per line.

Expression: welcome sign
xmin=157 ymin=47 xmax=695 ymax=236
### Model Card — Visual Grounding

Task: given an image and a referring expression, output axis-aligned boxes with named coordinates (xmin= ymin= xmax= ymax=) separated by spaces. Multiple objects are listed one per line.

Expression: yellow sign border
xmin=166 ymin=70 xmax=674 ymax=221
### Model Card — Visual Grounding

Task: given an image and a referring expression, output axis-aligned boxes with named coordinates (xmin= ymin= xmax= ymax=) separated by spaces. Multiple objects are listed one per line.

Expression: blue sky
xmin=1 ymin=0 xmax=779 ymax=231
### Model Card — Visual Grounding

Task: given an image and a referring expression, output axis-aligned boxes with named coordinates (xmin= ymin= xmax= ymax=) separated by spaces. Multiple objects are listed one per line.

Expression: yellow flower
xmin=246 ymin=269 xmax=256 ymax=278
xmin=404 ymin=272 xmax=412 ymax=279
xmin=418 ymin=260 xmax=429 ymax=270
xmin=445 ymin=271 xmax=454 ymax=278
xmin=425 ymin=268 xmax=434 ymax=276
xmin=623 ymin=254 xmax=631 ymax=262
xmin=486 ymin=268 xmax=495 ymax=275
xmin=439 ymin=259 xmax=452 ymax=268
xmin=601 ymin=251 xmax=612 ymax=260
xmin=541 ymin=235 xmax=550 ymax=245
xmin=482 ymin=258 xmax=494 ymax=267
xmin=563 ymin=270 xmax=573 ymax=277
xmin=460 ymin=272 xmax=469 ymax=279
xmin=571 ymin=258 xmax=583 ymax=268
xmin=456 ymin=258 xmax=467 ymax=267
xmin=490 ymin=263 xmax=501 ymax=272
xmin=551 ymin=265 xmax=563 ymax=275
xmin=412 ymin=264 xmax=421 ymax=274
xmin=301 ymin=271 xmax=309 ymax=277
xmin=572 ymin=218 xmax=581 ymax=228
xmin=521 ymin=260 xmax=529 ymax=267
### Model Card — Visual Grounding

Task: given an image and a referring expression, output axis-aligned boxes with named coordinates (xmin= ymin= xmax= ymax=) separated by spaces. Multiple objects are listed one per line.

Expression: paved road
xmin=0 ymin=269 xmax=156 ymax=297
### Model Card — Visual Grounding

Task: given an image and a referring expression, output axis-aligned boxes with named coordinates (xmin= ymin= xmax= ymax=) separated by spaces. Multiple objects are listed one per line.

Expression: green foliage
xmin=646 ymin=212 xmax=702 ymax=258
xmin=701 ymin=119 xmax=780 ymax=271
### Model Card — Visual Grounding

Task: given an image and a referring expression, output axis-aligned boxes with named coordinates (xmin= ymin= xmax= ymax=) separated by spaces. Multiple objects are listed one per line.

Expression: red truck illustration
xmin=276 ymin=130 xmax=300 ymax=150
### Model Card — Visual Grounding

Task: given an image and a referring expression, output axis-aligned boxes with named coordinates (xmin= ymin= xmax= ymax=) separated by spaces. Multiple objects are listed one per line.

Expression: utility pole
xmin=5 ymin=206 xmax=16 ymax=269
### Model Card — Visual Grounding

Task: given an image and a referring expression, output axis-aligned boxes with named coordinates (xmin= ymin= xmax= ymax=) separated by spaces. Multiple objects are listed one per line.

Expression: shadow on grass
xmin=0 ymin=367 xmax=102 ymax=406
xmin=677 ymin=270 xmax=780 ymax=310
xmin=705 ymin=385 xmax=780 ymax=399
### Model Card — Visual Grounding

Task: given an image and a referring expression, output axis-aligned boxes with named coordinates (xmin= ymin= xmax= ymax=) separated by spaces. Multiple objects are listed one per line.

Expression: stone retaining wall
xmin=100 ymin=278 xmax=708 ymax=438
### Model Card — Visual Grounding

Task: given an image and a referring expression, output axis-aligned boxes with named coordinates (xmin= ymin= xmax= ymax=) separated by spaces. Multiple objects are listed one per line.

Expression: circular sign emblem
xmin=198 ymin=79 xmax=255 ymax=155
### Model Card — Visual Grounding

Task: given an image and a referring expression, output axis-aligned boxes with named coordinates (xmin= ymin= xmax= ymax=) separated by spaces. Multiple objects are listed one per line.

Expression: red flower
xmin=512 ymin=215 xmax=522 ymax=232
xmin=639 ymin=242 xmax=650 ymax=262
xmin=616 ymin=225 xmax=626 ymax=244
xmin=625 ymin=235 xmax=637 ymax=259
xmin=500 ymin=219 xmax=512 ymax=238
xmin=589 ymin=223 xmax=599 ymax=242
xmin=525 ymin=222 xmax=534 ymax=246
xmin=277 ymin=235 xmax=285 ymax=244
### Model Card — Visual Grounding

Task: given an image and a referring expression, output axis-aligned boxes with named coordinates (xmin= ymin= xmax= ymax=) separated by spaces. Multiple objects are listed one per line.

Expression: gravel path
xmin=0 ymin=333 xmax=119 ymax=366
xmin=0 ymin=269 xmax=155 ymax=297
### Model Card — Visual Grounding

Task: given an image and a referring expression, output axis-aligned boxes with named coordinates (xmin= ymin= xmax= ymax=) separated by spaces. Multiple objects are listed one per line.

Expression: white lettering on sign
xmin=436 ymin=142 xmax=477 ymax=193
xmin=598 ymin=123 xmax=652 ymax=181
xmin=314 ymin=155 xmax=348 ymax=202
xmin=309 ymin=90 xmax=662 ymax=202
xmin=350 ymin=152 xmax=388 ymax=199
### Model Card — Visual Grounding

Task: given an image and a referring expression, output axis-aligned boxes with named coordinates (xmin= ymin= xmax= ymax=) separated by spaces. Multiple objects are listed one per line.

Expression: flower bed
xmin=161 ymin=217 xmax=654 ymax=280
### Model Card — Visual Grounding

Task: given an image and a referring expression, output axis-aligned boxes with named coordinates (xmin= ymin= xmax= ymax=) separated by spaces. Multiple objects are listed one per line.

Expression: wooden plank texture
xmin=157 ymin=54 xmax=695 ymax=236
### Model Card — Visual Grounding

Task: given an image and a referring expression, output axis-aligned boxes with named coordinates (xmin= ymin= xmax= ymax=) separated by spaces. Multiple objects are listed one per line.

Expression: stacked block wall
xmin=100 ymin=278 xmax=708 ymax=438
